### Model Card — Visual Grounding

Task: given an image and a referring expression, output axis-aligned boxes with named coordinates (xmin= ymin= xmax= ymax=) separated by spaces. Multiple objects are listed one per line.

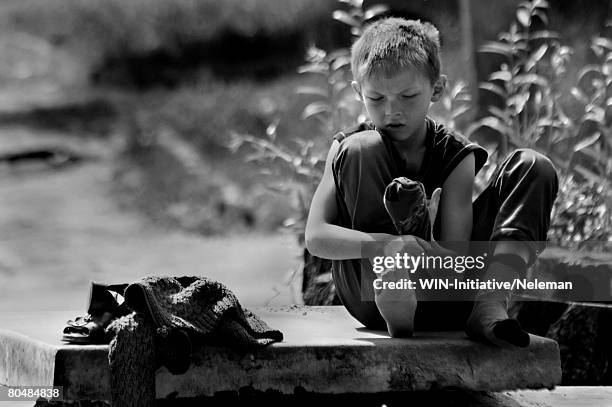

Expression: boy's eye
xmin=402 ymin=94 xmax=417 ymax=99
xmin=367 ymin=95 xmax=383 ymax=101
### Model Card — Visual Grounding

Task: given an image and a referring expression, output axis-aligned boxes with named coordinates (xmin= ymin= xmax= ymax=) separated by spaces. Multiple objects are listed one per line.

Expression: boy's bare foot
xmin=373 ymin=266 xmax=417 ymax=338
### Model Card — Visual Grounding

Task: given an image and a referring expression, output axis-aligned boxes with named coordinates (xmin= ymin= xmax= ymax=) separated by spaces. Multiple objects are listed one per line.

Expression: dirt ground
xmin=0 ymin=125 xmax=302 ymax=313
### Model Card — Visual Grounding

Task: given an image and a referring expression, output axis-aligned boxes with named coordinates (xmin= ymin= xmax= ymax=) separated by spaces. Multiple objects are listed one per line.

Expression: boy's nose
xmin=384 ymin=98 xmax=401 ymax=117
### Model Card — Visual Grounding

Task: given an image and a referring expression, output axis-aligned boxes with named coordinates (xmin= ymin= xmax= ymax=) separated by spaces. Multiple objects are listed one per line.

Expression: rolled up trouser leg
xmin=331 ymin=130 xmax=402 ymax=330
xmin=466 ymin=149 xmax=559 ymax=346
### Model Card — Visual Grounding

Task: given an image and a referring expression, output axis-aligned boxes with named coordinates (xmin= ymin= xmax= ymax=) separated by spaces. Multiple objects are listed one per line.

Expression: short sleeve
xmin=439 ymin=136 xmax=488 ymax=181
xmin=427 ymin=119 xmax=488 ymax=186
xmin=333 ymin=122 xmax=376 ymax=143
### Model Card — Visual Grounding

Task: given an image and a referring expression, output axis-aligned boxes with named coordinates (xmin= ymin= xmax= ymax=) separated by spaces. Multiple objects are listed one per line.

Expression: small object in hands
xmin=379 ymin=177 xmax=433 ymax=337
xmin=383 ymin=177 xmax=431 ymax=239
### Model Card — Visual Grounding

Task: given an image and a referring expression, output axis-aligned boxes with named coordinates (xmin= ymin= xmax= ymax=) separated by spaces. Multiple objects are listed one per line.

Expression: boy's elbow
xmin=304 ymin=226 xmax=324 ymax=257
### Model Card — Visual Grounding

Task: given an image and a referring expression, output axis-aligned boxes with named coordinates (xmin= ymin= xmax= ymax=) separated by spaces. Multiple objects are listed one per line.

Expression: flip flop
xmin=62 ymin=281 xmax=131 ymax=344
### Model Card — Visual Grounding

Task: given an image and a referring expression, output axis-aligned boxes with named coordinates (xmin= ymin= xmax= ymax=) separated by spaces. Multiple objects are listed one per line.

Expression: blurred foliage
xmin=466 ymin=0 xmax=611 ymax=249
xmin=0 ymin=0 xmax=333 ymax=65
xmin=229 ymin=0 xmax=387 ymax=245
xmin=112 ymin=76 xmax=310 ymax=235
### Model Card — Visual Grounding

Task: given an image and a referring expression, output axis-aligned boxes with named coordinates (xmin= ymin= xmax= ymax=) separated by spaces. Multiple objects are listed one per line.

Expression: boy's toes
xmin=388 ymin=324 xmax=414 ymax=338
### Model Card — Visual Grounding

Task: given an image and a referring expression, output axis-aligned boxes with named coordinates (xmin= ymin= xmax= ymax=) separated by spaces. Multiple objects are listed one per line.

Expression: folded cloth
xmin=383 ymin=177 xmax=431 ymax=239
xmin=105 ymin=275 xmax=283 ymax=407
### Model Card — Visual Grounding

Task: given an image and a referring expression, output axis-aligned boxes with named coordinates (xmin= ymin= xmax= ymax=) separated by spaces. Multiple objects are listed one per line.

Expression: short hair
xmin=350 ymin=18 xmax=441 ymax=85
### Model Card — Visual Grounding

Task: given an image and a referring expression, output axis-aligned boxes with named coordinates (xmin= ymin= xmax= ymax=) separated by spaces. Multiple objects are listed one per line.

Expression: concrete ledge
xmin=0 ymin=306 xmax=561 ymax=401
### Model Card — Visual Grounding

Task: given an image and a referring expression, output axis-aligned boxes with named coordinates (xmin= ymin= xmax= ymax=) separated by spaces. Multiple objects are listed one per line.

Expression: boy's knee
xmin=333 ymin=130 xmax=389 ymax=169
xmin=508 ymin=149 xmax=559 ymax=191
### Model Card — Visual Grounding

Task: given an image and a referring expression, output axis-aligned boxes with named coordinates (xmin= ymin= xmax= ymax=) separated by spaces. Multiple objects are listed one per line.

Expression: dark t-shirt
xmin=333 ymin=117 xmax=488 ymax=198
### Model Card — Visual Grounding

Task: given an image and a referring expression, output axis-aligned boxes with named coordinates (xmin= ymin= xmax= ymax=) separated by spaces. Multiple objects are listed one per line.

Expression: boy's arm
xmin=305 ymin=141 xmax=423 ymax=260
xmin=438 ymin=152 xmax=476 ymax=255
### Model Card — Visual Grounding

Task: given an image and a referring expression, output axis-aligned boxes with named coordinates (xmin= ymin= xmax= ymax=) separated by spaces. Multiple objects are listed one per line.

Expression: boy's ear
xmin=431 ymin=75 xmax=447 ymax=102
xmin=351 ymin=81 xmax=363 ymax=101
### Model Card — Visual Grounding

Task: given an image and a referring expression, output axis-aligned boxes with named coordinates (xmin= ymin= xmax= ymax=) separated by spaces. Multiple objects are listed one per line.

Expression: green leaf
xmin=476 ymin=117 xmax=514 ymax=136
xmin=302 ymin=101 xmax=330 ymax=119
xmin=449 ymin=80 xmax=468 ymax=98
xmin=525 ymin=45 xmax=548 ymax=71
xmin=296 ymin=86 xmax=329 ymax=98
xmin=331 ymin=55 xmax=351 ymax=70
xmin=573 ymin=132 xmax=601 ymax=152
xmin=332 ymin=10 xmax=360 ymax=27
xmin=583 ymin=105 xmax=605 ymax=125
xmin=532 ymin=9 xmax=549 ymax=26
xmin=266 ymin=119 xmax=279 ymax=141
xmin=537 ymin=118 xmax=564 ymax=128
xmin=508 ymin=92 xmax=530 ymax=114
xmin=479 ymin=42 xmax=515 ymax=58
xmin=297 ymin=63 xmax=327 ymax=75
xmin=479 ymin=82 xmax=507 ymax=98
xmin=517 ymin=8 xmax=530 ymax=27
xmin=513 ymin=73 xmax=549 ymax=87
xmin=364 ymin=5 xmax=389 ymax=20
xmin=489 ymin=70 xmax=512 ymax=82
xmin=451 ymin=104 xmax=471 ymax=119
xmin=571 ymin=87 xmax=590 ymax=104
xmin=527 ymin=31 xmax=559 ymax=41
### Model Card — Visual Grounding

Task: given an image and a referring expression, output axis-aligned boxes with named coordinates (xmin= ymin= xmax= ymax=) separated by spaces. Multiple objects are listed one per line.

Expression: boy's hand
xmin=420 ymin=187 xmax=464 ymax=258
xmin=427 ymin=188 xmax=442 ymax=241
xmin=382 ymin=235 xmax=426 ymax=258
xmin=417 ymin=238 xmax=457 ymax=258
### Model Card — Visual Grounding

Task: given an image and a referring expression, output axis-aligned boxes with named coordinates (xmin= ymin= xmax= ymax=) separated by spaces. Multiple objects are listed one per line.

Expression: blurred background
xmin=0 ymin=0 xmax=611 ymax=384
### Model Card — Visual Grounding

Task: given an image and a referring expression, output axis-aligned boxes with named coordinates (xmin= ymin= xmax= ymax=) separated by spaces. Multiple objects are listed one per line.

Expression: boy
xmin=304 ymin=18 xmax=558 ymax=347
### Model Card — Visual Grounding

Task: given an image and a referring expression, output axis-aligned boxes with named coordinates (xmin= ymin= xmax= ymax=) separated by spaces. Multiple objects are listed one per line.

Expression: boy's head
xmin=350 ymin=18 xmax=446 ymax=141
xmin=351 ymin=17 xmax=442 ymax=86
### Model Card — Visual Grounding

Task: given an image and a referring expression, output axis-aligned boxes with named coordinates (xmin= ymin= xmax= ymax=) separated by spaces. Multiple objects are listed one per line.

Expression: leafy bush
xmin=466 ymin=0 xmax=611 ymax=248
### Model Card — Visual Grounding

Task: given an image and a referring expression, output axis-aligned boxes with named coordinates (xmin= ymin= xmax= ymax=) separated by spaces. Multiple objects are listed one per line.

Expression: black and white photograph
xmin=0 ymin=0 xmax=611 ymax=406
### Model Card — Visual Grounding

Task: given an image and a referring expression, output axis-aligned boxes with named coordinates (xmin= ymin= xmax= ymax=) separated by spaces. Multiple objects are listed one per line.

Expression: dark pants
xmin=331 ymin=131 xmax=559 ymax=331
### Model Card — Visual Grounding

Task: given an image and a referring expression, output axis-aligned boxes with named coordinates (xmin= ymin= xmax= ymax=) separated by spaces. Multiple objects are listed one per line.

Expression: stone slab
xmin=8 ymin=387 xmax=611 ymax=407
xmin=0 ymin=306 xmax=561 ymax=401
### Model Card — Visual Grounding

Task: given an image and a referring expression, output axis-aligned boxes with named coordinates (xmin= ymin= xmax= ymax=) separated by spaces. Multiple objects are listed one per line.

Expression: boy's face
xmin=353 ymin=67 xmax=445 ymax=142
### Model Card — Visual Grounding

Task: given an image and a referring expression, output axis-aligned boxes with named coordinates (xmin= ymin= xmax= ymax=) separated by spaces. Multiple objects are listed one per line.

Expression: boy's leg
xmin=331 ymin=130 xmax=418 ymax=334
xmin=467 ymin=148 xmax=559 ymax=347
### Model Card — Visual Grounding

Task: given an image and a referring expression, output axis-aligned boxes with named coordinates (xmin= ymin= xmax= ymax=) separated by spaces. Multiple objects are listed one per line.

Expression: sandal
xmin=62 ymin=312 xmax=114 ymax=344
xmin=62 ymin=281 xmax=131 ymax=344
